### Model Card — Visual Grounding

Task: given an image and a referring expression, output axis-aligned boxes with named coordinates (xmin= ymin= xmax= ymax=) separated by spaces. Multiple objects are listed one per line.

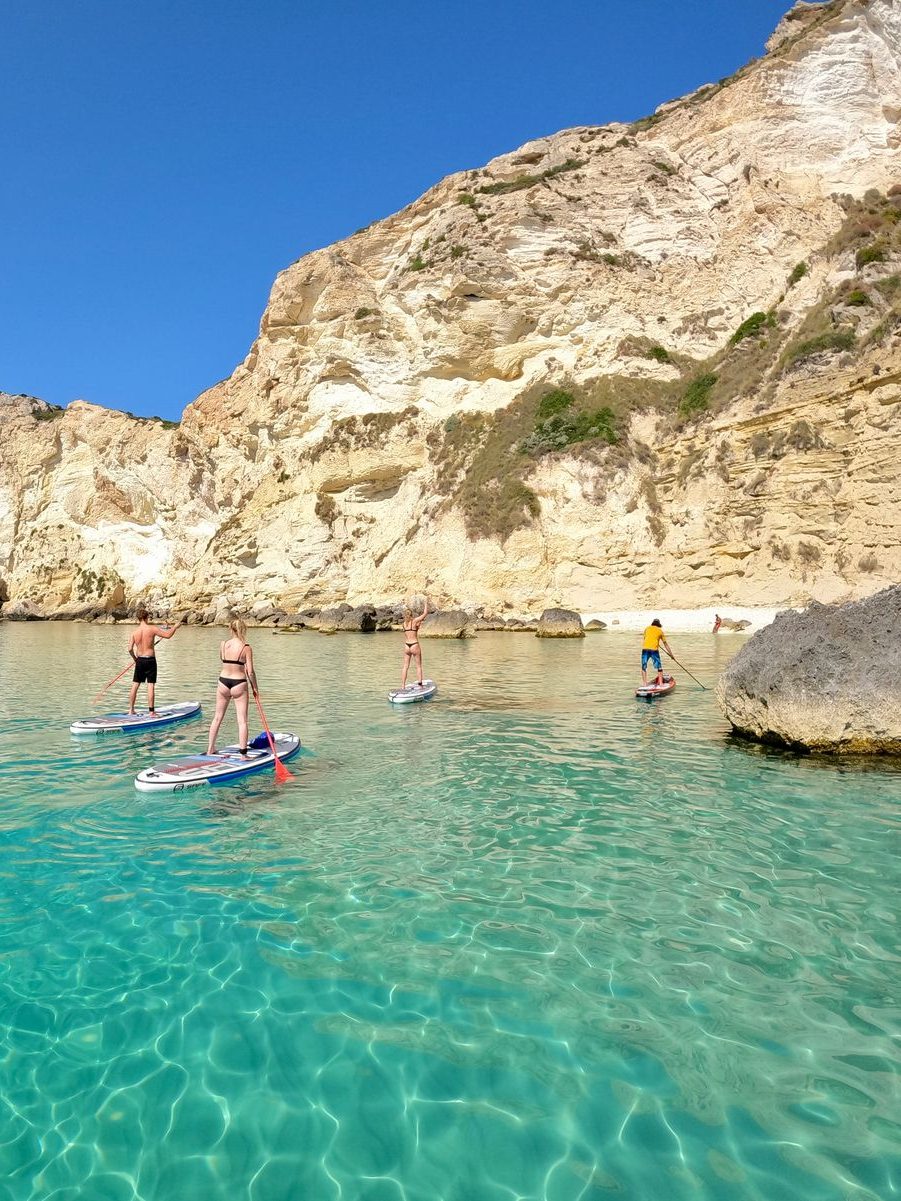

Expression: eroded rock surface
xmin=716 ymin=585 xmax=901 ymax=753
xmin=2 ymin=0 xmax=901 ymax=617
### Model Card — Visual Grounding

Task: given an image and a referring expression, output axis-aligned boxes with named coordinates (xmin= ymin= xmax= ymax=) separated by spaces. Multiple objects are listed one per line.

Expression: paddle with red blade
xmin=252 ymin=689 xmax=295 ymax=783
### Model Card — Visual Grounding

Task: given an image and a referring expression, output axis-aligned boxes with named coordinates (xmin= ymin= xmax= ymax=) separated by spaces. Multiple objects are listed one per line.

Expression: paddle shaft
xmin=92 ymin=660 xmax=134 ymax=704
xmin=252 ymin=690 xmax=294 ymax=783
xmin=93 ymin=635 xmax=164 ymax=704
xmin=667 ymin=651 xmax=707 ymax=690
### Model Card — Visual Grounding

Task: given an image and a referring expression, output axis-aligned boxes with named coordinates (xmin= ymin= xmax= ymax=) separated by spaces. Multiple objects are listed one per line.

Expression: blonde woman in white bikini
xmin=206 ymin=618 xmax=259 ymax=756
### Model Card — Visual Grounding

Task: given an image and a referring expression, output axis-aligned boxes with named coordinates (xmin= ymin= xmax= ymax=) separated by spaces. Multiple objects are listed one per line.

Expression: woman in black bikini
xmin=400 ymin=595 xmax=429 ymax=689
xmin=206 ymin=618 xmax=259 ymax=756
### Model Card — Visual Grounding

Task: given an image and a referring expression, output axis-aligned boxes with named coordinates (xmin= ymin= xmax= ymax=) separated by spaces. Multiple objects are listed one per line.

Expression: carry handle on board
xmin=252 ymin=690 xmax=295 ymax=783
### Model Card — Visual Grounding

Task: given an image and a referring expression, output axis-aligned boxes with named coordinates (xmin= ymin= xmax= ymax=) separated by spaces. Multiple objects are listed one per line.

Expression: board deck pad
xmin=71 ymin=701 xmax=202 ymax=735
xmin=635 ymin=675 xmax=676 ymax=698
xmin=388 ymin=679 xmax=437 ymax=704
xmin=135 ymin=733 xmax=301 ymax=791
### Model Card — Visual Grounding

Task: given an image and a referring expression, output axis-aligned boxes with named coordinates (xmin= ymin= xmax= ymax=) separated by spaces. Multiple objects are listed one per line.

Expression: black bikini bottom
xmin=218 ymin=676 xmax=247 ymax=691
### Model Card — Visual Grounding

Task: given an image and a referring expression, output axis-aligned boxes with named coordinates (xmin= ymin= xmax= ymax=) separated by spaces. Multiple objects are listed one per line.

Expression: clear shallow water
xmin=0 ymin=622 xmax=898 ymax=1201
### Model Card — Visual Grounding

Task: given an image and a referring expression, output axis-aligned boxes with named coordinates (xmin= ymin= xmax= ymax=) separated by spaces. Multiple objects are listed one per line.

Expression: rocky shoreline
xmin=0 ymin=599 xmax=600 ymax=636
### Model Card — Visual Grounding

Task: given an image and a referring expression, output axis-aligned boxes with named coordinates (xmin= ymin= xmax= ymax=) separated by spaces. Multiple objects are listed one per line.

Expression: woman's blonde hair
xmin=403 ymin=607 xmax=413 ymax=619
xmin=230 ymin=617 xmax=247 ymax=640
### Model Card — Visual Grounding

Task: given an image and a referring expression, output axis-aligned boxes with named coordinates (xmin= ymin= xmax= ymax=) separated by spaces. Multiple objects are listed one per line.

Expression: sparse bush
xmin=769 ymin=539 xmax=793 ymax=562
xmin=443 ymin=414 xmax=461 ymax=434
xmin=475 ymin=158 xmax=585 ymax=197
xmin=785 ymin=420 xmax=823 ymax=452
xmin=651 ymin=160 xmax=675 ymax=176
xmin=844 ymin=289 xmax=869 ymax=306
xmin=354 ymin=306 xmax=376 ymax=319
xmin=457 ymin=193 xmax=477 ymax=207
xmin=797 ymin=542 xmax=821 ymax=566
xmin=858 ymin=552 xmax=880 ymax=572
xmin=856 ymin=243 xmax=886 ymax=268
xmin=783 ymin=329 xmax=855 ymax=367
xmin=450 ymin=245 xmax=466 ymax=259
xmin=787 ymin=261 xmax=808 ymax=287
xmin=315 ymin=493 xmax=338 ymax=523
xmin=603 ymin=253 xmax=621 ymax=266
xmin=875 ymin=274 xmax=901 ymax=296
xmin=277 ymin=470 xmax=289 ymax=484
xmin=678 ymin=373 xmax=718 ymax=417
xmin=750 ymin=432 xmax=770 ymax=458
xmin=32 ymin=404 xmax=65 ymax=421
xmin=730 ymin=311 xmax=775 ymax=346
xmin=407 ymin=255 xmax=427 ymax=273
xmin=536 ymin=389 xmax=576 ymax=421
xmin=647 ymin=345 xmax=672 ymax=364
xmin=520 ymin=405 xmax=617 ymax=457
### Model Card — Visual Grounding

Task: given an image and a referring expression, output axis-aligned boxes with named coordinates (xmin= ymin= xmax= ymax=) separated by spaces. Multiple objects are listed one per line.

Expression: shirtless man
xmin=127 ymin=608 xmax=181 ymax=714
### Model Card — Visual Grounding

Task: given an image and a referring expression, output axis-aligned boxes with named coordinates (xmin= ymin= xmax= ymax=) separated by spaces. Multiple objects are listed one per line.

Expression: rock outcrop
xmin=420 ymin=610 xmax=472 ymax=639
xmin=2 ymin=0 xmax=901 ymax=617
xmin=716 ymin=585 xmax=901 ymax=753
xmin=536 ymin=609 xmax=585 ymax=638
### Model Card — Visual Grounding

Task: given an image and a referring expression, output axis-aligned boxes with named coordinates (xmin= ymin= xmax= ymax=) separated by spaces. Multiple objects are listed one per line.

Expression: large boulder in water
xmin=536 ymin=608 xmax=584 ymax=638
xmin=716 ymin=586 xmax=901 ymax=753
xmin=420 ymin=610 xmax=472 ymax=638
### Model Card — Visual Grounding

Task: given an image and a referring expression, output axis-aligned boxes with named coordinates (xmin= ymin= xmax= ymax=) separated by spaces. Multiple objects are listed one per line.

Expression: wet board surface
xmin=71 ymin=701 xmax=202 ymax=735
xmin=388 ymin=679 xmax=437 ymax=704
xmin=135 ymin=732 xmax=301 ymax=792
xmin=635 ymin=676 xmax=676 ymax=699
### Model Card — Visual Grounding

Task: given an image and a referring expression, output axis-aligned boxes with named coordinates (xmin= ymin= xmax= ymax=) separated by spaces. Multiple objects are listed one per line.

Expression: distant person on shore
xmin=641 ymin=618 xmax=673 ymax=687
xmin=128 ymin=608 xmax=181 ymax=714
xmin=712 ymin=613 xmax=722 ymax=634
xmin=400 ymin=595 xmax=429 ymax=689
xmin=207 ymin=618 xmax=258 ymax=756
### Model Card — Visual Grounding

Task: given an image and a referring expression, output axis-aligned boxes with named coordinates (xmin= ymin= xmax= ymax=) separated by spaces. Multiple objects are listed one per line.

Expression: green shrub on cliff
xmin=678 ymin=373 xmax=718 ymax=417
xmin=729 ymin=311 xmax=775 ymax=345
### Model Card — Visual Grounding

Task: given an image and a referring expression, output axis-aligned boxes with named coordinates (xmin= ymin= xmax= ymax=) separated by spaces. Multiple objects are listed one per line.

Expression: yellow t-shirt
xmin=642 ymin=625 xmax=665 ymax=651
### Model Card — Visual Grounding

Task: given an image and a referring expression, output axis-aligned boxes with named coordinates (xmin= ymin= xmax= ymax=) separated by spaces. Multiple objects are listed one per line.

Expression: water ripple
xmin=0 ymin=623 xmax=898 ymax=1200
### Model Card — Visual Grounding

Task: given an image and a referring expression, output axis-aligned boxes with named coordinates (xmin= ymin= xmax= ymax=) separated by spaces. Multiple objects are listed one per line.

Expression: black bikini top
xmin=221 ymin=643 xmax=247 ymax=666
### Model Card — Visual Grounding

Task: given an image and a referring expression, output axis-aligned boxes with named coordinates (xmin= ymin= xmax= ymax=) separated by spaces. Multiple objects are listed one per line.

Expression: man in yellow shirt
xmin=641 ymin=618 xmax=673 ymax=686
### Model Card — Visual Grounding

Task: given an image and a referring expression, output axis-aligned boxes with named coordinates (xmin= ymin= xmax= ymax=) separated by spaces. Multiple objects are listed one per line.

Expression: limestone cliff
xmin=2 ymin=0 xmax=901 ymax=618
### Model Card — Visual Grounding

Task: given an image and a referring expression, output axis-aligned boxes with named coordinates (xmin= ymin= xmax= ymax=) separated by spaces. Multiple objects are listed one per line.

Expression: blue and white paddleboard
xmin=134 ymin=732 xmax=301 ymax=792
xmin=388 ymin=679 xmax=437 ymax=704
xmin=71 ymin=701 xmax=202 ymax=736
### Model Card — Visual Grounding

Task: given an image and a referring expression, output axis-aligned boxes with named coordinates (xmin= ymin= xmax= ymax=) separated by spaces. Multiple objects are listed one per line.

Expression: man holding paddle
xmin=127 ymin=608 xmax=181 ymax=714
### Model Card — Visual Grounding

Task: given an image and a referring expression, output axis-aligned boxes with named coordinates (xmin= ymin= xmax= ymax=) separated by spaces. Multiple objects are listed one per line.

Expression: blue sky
xmin=1 ymin=1 xmax=804 ymax=421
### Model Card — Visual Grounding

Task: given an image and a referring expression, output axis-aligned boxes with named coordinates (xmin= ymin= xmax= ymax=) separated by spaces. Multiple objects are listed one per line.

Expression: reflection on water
xmin=0 ymin=623 xmax=898 ymax=1201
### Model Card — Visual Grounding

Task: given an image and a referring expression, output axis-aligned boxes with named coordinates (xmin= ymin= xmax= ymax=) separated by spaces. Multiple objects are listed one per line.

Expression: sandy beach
xmin=580 ymin=606 xmax=783 ymax=634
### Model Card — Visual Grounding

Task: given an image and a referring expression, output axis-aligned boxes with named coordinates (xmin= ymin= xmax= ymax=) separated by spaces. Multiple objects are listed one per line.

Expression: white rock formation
xmin=2 ymin=0 xmax=900 ymax=618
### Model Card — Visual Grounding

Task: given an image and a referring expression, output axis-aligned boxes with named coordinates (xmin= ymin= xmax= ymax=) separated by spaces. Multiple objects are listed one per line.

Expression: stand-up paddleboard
xmin=636 ymin=674 xmax=676 ymax=699
xmin=388 ymin=679 xmax=437 ymax=704
xmin=71 ymin=701 xmax=202 ymax=736
xmin=135 ymin=732 xmax=301 ymax=792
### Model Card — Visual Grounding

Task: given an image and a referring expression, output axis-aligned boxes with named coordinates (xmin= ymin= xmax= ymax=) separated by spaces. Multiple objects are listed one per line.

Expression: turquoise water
xmin=0 ymin=622 xmax=899 ymax=1201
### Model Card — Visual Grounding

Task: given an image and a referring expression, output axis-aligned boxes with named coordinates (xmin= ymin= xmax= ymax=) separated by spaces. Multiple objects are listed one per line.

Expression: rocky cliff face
xmin=2 ymin=0 xmax=901 ymax=618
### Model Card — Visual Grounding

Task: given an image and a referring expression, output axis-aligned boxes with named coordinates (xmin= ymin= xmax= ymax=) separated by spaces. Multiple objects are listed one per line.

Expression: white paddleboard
xmin=71 ymin=701 xmax=202 ymax=735
xmin=388 ymin=679 xmax=437 ymax=704
xmin=636 ymin=675 xmax=676 ymax=699
xmin=135 ymin=732 xmax=301 ymax=792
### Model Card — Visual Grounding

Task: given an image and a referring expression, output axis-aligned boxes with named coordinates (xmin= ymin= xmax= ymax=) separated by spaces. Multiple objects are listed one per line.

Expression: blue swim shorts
xmin=641 ymin=649 xmax=662 ymax=671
